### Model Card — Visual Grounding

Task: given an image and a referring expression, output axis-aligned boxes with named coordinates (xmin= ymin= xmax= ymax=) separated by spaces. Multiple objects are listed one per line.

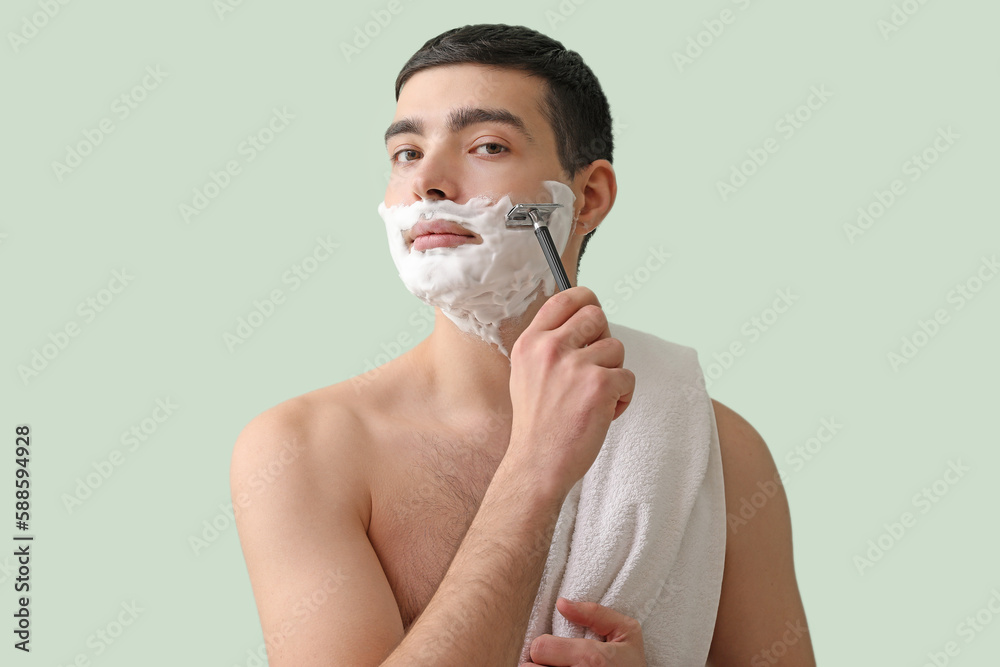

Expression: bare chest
xmin=365 ymin=426 xmax=509 ymax=631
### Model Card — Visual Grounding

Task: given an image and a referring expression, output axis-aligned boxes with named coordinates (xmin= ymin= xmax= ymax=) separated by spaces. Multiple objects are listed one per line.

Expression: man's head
xmin=384 ymin=24 xmax=616 ymax=282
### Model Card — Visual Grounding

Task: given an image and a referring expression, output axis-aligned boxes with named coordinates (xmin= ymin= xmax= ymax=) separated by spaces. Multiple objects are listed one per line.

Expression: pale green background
xmin=2 ymin=0 xmax=998 ymax=664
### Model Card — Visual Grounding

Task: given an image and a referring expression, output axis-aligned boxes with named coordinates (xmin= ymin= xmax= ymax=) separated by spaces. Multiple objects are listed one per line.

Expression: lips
xmin=409 ymin=219 xmax=477 ymax=250
xmin=413 ymin=234 xmax=475 ymax=251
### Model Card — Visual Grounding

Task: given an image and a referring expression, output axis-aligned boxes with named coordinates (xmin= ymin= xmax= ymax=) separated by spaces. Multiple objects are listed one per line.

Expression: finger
xmin=556 ymin=597 xmax=638 ymax=642
xmin=578 ymin=335 xmax=625 ymax=369
xmin=529 ymin=633 xmax=598 ymax=666
xmin=558 ymin=304 xmax=611 ymax=349
xmin=610 ymin=368 xmax=635 ymax=420
xmin=581 ymin=365 xmax=635 ymax=422
xmin=531 ymin=286 xmax=602 ymax=333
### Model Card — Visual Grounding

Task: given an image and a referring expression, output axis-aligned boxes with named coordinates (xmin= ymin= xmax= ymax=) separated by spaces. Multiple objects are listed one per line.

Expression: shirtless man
xmin=231 ymin=24 xmax=816 ymax=667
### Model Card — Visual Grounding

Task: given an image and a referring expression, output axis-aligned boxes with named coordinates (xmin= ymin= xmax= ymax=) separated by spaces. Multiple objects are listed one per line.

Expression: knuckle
xmin=548 ymin=288 xmax=575 ymax=310
xmin=510 ymin=333 xmax=527 ymax=358
xmin=537 ymin=337 xmax=561 ymax=367
xmin=579 ymin=306 xmax=606 ymax=337
xmin=583 ymin=372 xmax=613 ymax=405
xmin=592 ymin=368 xmax=615 ymax=392
xmin=581 ymin=303 xmax=606 ymax=321
xmin=512 ymin=330 xmax=539 ymax=361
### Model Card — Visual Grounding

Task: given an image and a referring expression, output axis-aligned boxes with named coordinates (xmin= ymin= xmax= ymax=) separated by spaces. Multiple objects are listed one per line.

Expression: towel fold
xmin=518 ymin=322 xmax=727 ymax=667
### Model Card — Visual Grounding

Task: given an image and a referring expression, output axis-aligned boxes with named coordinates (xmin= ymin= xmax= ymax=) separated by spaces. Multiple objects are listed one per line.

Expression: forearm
xmin=380 ymin=449 xmax=567 ymax=667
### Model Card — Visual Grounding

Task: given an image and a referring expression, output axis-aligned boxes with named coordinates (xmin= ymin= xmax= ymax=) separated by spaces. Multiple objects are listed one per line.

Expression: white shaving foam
xmin=378 ymin=180 xmax=576 ymax=358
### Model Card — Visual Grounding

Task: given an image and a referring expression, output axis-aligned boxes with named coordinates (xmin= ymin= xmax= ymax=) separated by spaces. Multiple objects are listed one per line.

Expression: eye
xmin=390 ymin=142 xmax=509 ymax=164
xmin=391 ymin=148 xmax=421 ymax=164
xmin=475 ymin=142 xmax=509 ymax=156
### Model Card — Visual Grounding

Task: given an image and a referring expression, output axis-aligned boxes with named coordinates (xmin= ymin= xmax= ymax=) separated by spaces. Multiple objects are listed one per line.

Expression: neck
xmin=413 ymin=283 xmax=555 ymax=422
xmin=409 ymin=250 xmax=581 ymax=426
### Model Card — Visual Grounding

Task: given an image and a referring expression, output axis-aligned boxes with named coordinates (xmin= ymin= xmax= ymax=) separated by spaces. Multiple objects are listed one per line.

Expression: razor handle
xmin=534 ymin=224 xmax=572 ymax=292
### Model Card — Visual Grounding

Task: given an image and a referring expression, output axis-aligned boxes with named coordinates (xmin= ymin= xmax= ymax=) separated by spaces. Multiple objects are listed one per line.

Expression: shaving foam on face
xmin=377 ymin=180 xmax=576 ymax=358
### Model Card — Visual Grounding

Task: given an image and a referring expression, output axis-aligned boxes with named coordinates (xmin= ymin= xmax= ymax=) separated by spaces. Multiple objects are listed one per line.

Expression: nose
xmin=408 ymin=148 xmax=458 ymax=203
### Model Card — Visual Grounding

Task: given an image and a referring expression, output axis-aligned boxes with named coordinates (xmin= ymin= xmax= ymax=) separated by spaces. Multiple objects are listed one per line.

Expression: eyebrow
xmin=384 ymin=106 xmax=536 ymax=146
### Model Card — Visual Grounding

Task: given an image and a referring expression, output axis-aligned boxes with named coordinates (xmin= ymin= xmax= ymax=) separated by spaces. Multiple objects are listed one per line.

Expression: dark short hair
xmin=393 ymin=24 xmax=614 ymax=279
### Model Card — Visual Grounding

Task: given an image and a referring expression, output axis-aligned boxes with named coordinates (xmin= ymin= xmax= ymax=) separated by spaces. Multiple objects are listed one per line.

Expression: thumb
xmin=556 ymin=597 xmax=601 ymax=629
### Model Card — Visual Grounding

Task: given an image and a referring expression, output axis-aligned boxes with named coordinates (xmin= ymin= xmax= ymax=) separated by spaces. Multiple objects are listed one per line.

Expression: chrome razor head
xmin=505 ymin=203 xmax=564 ymax=228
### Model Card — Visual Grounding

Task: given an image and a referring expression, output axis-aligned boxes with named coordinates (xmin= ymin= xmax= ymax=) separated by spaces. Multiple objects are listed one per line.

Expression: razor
xmin=504 ymin=203 xmax=572 ymax=292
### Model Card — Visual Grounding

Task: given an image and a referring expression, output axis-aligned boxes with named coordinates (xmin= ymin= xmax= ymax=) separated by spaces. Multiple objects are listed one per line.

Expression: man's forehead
xmin=398 ymin=62 xmax=540 ymax=102
xmin=384 ymin=104 xmax=538 ymax=146
xmin=386 ymin=65 xmax=548 ymax=143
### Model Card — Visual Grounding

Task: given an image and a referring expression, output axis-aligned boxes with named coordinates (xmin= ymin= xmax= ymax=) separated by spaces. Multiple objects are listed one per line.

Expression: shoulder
xmin=230 ymin=391 xmax=354 ymax=470
xmin=705 ymin=399 xmax=816 ymax=665
xmin=229 ymin=391 xmax=371 ymax=526
xmin=228 ymin=392 xmax=405 ymax=664
xmin=710 ymin=399 xmax=779 ymax=477
xmin=709 ymin=398 xmax=787 ymax=548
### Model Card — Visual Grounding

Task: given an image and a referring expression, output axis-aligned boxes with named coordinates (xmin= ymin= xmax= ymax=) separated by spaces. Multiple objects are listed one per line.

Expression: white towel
xmin=519 ymin=322 xmax=727 ymax=667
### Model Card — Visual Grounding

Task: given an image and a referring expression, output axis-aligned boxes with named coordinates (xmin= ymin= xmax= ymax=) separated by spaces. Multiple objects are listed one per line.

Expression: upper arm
xmin=230 ymin=404 xmax=405 ymax=666
xmin=706 ymin=399 xmax=816 ymax=667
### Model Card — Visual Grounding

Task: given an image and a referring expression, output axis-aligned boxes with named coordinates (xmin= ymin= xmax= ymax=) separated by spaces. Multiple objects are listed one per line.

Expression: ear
xmin=573 ymin=159 xmax=616 ymax=236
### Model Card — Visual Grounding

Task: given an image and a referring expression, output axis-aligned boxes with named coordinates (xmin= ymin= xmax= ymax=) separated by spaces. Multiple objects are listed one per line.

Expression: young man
xmin=231 ymin=24 xmax=816 ymax=667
